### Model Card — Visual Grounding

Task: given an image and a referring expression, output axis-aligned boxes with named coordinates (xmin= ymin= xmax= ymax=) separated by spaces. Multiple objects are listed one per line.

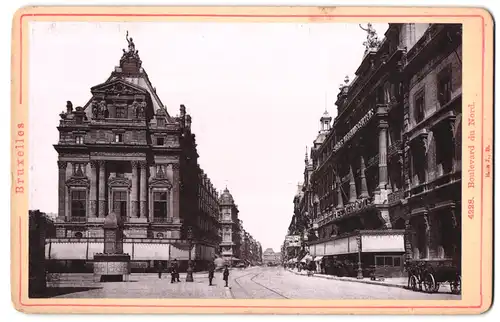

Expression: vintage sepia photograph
xmin=26 ymin=20 xmax=464 ymax=301
xmin=10 ymin=6 xmax=493 ymax=314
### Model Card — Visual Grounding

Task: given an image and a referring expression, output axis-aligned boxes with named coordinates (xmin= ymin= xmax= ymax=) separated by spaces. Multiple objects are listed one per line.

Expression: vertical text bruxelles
xmin=15 ymin=123 xmax=25 ymax=194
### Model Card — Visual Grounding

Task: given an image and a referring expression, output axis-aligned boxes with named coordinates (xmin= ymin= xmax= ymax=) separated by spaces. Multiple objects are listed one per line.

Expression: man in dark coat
xmin=208 ymin=261 xmax=215 ymax=286
xmin=223 ymin=265 xmax=230 ymax=287
xmin=158 ymin=261 xmax=163 ymax=279
xmin=170 ymin=259 xmax=179 ymax=283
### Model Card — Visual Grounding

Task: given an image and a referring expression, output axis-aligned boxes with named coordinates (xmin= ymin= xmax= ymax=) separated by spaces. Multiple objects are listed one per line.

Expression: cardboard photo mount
xmin=10 ymin=6 xmax=493 ymax=314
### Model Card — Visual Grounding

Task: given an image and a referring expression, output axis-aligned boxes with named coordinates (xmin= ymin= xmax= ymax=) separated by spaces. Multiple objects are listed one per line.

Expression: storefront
xmin=46 ymin=238 xmax=215 ymax=272
xmin=308 ymin=229 xmax=406 ymax=278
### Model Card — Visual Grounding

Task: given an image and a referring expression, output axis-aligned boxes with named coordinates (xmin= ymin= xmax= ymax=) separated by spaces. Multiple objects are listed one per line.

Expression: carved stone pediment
xmin=109 ymin=177 xmax=132 ymax=188
xmin=66 ymin=177 xmax=90 ymax=187
xmin=149 ymin=177 xmax=173 ymax=189
xmin=91 ymin=79 xmax=148 ymax=97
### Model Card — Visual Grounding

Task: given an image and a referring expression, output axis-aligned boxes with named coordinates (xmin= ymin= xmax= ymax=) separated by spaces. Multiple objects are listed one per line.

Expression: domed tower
xmin=218 ymin=187 xmax=240 ymax=264
xmin=320 ymin=110 xmax=332 ymax=132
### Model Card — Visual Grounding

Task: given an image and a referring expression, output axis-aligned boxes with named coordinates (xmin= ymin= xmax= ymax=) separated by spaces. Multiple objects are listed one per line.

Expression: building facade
xmin=218 ymin=187 xmax=241 ymax=263
xmin=262 ymin=248 xmax=282 ymax=266
xmin=295 ymin=23 xmax=461 ymax=278
xmin=393 ymin=23 xmax=462 ymax=264
xmin=238 ymin=229 xmax=263 ymax=264
xmin=48 ymin=35 xmax=221 ymax=272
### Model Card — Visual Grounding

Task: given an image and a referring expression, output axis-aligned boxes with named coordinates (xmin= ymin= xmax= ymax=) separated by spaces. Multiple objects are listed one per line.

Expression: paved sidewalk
xmin=46 ymin=272 xmax=231 ymax=299
xmin=287 ymin=269 xmax=454 ymax=293
xmin=287 ymin=269 xmax=408 ymax=289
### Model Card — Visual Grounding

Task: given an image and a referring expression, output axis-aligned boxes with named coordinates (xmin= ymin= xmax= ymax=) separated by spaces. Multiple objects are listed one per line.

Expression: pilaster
xmin=139 ymin=161 xmax=147 ymax=218
xmin=98 ymin=160 xmax=106 ymax=218
xmin=57 ymin=161 xmax=67 ymax=220
xmin=89 ymin=161 xmax=97 ymax=217
xmin=131 ymin=160 xmax=139 ymax=218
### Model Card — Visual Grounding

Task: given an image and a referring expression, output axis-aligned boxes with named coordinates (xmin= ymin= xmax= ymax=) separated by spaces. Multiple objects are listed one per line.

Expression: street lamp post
xmin=186 ymin=226 xmax=194 ymax=282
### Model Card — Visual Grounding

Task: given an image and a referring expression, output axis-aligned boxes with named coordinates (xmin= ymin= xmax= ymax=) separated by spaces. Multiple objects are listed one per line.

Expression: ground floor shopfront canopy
xmin=45 ymin=238 xmax=216 ymax=262
xmin=307 ymin=229 xmax=406 ymax=277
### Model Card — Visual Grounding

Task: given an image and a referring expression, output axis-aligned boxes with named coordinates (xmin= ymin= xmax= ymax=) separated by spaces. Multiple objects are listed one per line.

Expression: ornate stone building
xmin=218 ymin=187 xmax=241 ymax=263
xmin=48 ymin=34 xmax=221 ymax=272
xmin=301 ymin=23 xmax=458 ymax=278
xmin=393 ymin=23 xmax=462 ymax=263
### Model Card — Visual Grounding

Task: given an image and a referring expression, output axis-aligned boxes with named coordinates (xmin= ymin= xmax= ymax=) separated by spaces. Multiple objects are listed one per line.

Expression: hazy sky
xmin=29 ymin=21 xmax=388 ymax=252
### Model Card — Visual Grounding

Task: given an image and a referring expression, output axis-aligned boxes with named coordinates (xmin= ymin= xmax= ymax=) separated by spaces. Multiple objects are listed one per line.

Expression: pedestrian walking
xmin=158 ymin=261 xmax=163 ymax=279
xmin=208 ymin=261 xmax=215 ymax=286
xmin=170 ymin=259 xmax=179 ymax=283
xmin=223 ymin=265 xmax=230 ymax=287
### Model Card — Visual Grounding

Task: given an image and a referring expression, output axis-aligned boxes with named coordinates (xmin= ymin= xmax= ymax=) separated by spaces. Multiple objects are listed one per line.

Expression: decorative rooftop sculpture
xmin=359 ymin=23 xmax=381 ymax=53
xmin=120 ymin=31 xmax=142 ymax=70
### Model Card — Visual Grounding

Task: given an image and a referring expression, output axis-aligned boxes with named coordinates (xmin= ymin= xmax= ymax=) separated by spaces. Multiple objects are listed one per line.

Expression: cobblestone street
xmin=47 ymin=267 xmax=459 ymax=300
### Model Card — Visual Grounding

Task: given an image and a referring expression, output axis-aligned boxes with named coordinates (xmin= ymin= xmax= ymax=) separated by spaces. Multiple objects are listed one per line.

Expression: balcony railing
xmin=152 ymin=217 xmax=173 ymax=224
xmin=388 ymin=140 xmax=403 ymax=159
xmin=406 ymin=170 xmax=461 ymax=199
xmin=388 ymin=190 xmax=405 ymax=206
xmin=68 ymin=217 xmax=86 ymax=223
xmin=317 ymin=198 xmax=374 ymax=227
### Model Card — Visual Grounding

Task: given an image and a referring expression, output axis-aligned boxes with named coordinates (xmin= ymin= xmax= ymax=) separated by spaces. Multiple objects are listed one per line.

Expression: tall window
xmin=438 ymin=66 xmax=452 ymax=106
xmin=414 ymin=90 xmax=425 ymax=123
xmin=113 ymin=191 xmax=128 ymax=217
xmin=71 ymin=190 xmax=86 ymax=219
xmin=435 ymin=129 xmax=454 ymax=175
xmin=411 ymin=148 xmax=426 ymax=185
xmin=153 ymin=192 xmax=168 ymax=219
xmin=115 ymin=107 xmax=127 ymax=118
xmin=75 ymin=135 xmax=84 ymax=144
xmin=115 ymin=134 xmax=123 ymax=143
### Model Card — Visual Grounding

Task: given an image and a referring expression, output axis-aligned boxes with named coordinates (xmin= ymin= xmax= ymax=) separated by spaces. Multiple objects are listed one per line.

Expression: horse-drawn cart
xmin=405 ymin=259 xmax=461 ymax=294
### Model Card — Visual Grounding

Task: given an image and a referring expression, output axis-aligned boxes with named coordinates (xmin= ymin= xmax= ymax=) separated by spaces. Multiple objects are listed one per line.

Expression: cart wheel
xmin=433 ymin=282 xmax=440 ymax=293
xmin=409 ymin=275 xmax=418 ymax=291
xmin=423 ymin=273 xmax=436 ymax=293
xmin=450 ymin=275 xmax=461 ymax=294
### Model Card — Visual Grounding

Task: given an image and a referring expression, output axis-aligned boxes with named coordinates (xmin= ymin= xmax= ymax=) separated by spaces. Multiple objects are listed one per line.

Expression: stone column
xmin=348 ymin=165 xmax=357 ymax=203
xmin=139 ymin=161 xmax=147 ymax=218
xmin=89 ymin=161 xmax=98 ymax=217
xmin=335 ymin=175 xmax=343 ymax=209
xmin=57 ymin=161 xmax=67 ymax=220
xmin=356 ymin=234 xmax=363 ymax=279
xmin=98 ymin=160 xmax=106 ymax=218
xmin=359 ymin=156 xmax=369 ymax=198
xmin=404 ymin=218 xmax=413 ymax=262
xmin=131 ymin=161 xmax=139 ymax=218
xmin=377 ymin=105 xmax=389 ymax=189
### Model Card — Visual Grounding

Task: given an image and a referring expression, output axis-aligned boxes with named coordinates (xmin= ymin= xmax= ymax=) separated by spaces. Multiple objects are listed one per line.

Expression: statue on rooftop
xmin=126 ymin=31 xmax=136 ymax=54
xmin=359 ymin=23 xmax=381 ymax=52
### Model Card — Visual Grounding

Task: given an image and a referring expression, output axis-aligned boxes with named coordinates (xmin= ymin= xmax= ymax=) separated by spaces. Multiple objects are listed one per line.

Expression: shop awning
xmin=133 ymin=243 xmax=170 ymax=260
xmin=314 ymin=256 xmax=324 ymax=261
xmin=170 ymin=244 xmax=196 ymax=260
xmin=361 ymin=234 xmax=404 ymax=253
xmin=87 ymin=242 xmax=104 ymax=260
xmin=46 ymin=242 xmax=87 ymax=260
